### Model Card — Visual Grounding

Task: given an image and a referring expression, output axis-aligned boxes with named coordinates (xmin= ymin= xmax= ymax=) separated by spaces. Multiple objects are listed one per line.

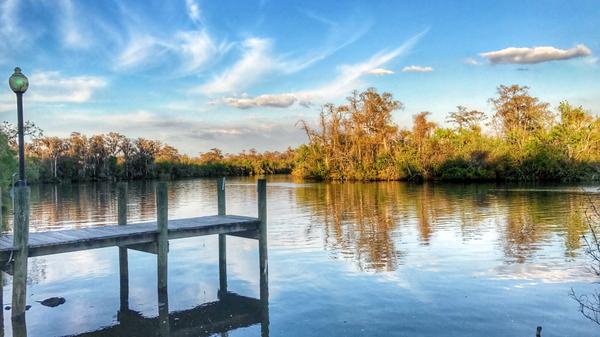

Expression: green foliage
xmin=0 ymin=131 xmax=17 ymax=188
xmin=17 ymin=131 xmax=294 ymax=183
xmin=294 ymin=86 xmax=600 ymax=182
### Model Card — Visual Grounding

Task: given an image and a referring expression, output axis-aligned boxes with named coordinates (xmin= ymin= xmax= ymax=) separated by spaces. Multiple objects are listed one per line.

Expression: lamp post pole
xmin=9 ymin=67 xmax=29 ymax=186
xmin=16 ymin=92 xmax=25 ymax=186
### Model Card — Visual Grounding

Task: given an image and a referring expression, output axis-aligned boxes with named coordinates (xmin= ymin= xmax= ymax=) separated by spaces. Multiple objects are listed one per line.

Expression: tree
xmin=31 ymin=137 xmax=67 ymax=179
xmin=411 ymin=111 xmax=436 ymax=152
xmin=552 ymin=101 xmax=600 ymax=161
xmin=489 ymin=85 xmax=553 ymax=136
xmin=447 ymin=105 xmax=485 ymax=131
xmin=0 ymin=121 xmax=44 ymax=147
xmin=0 ymin=131 xmax=17 ymax=188
xmin=199 ymin=148 xmax=224 ymax=163
xmin=157 ymin=145 xmax=181 ymax=162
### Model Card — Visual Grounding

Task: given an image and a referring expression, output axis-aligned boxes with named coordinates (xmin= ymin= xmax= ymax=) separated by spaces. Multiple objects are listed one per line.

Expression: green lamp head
xmin=9 ymin=67 xmax=29 ymax=94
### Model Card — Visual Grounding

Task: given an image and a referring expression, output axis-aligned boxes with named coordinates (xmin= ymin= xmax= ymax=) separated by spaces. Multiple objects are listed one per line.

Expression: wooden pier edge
xmin=0 ymin=178 xmax=269 ymax=330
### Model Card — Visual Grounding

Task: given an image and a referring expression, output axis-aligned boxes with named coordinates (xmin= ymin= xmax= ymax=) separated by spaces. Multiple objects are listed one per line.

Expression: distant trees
xmin=1 ymin=84 xmax=598 ymax=185
xmin=0 ymin=127 xmax=294 ymax=184
xmin=295 ymin=86 xmax=600 ymax=181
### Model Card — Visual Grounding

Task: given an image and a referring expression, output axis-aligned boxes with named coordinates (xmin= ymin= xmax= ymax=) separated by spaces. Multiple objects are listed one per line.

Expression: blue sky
xmin=0 ymin=0 xmax=598 ymax=154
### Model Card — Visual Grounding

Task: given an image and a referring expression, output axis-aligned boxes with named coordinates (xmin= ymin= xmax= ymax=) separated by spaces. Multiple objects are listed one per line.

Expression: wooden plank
xmin=0 ymin=215 xmax=260 ymax=261
xmin=227 ymin=229 xmax=259 ymax=240
xmin=119 ymin=242 xmax=158 ymax=254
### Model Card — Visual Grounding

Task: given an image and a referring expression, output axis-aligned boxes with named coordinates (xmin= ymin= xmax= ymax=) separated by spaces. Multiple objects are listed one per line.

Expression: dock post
xmin=0 ymin=271 xmax=3 ymax=334
xmin=217 ymin=177 xmax=227 ymax=297
xmin=0 ymin=187 xmax=3 ymax=228
xmin=117 ymin=182 xmax=129 ymax=313
xmin=156 ymin=182 xmax=170 ymax=336
xmin=11 ymin=186 xmax=29 ymax=320
xmin=257 ymin=178 xmax=269 ymax=336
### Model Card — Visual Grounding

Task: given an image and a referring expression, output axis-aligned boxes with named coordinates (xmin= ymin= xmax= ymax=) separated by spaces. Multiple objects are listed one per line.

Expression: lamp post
xmin=8 ymin=67 xmax=29 ymax=186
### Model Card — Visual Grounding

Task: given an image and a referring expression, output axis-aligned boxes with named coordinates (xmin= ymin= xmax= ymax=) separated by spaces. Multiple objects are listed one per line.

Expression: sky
xmin=0 ymin=0 xmax=598 ymax=155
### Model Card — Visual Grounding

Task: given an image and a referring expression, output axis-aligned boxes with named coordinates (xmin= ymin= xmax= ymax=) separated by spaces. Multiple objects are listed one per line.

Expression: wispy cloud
xmin=198 ymin=38 xmax=277 ymax=95
xmin=59 ymin=0 xmax=90 ymax=49
xmin=197 ymin=12 xmax=370 ymax=95
xmin=218 ymin=30 xmax=427 ymax=109
xmin=185 ymin=0 xmax=202 ymax=24
xmin=367 ymin=68 xmax=395 ymax=75
xmin=480 ymin=44 xmax=592 ymax=64
xmin=402 ymin=65 xmax=433 ymax=73
xmin=222 ymin=94 xmax=297 ymax=109
xmin=117 ymin=30 xmax=229 ymax=75
xmin=28 ymin=71 xmax=107 ymax=103
xmin=464 ymin=58 xmax=481 ymax=66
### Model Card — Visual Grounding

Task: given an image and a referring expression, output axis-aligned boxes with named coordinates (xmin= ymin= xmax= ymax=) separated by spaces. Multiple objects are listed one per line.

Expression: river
xmin=1 ymin=176 xmax=599 ymax=336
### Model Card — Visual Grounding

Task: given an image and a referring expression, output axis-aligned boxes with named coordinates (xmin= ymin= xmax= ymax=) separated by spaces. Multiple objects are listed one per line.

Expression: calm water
xmin=1 ymin=176 xmax=599 ymax=336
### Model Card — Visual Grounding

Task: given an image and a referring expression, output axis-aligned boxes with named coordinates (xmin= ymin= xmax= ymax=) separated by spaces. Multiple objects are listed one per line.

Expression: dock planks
xmin=0 ymin=214 xmax=260 ymax=261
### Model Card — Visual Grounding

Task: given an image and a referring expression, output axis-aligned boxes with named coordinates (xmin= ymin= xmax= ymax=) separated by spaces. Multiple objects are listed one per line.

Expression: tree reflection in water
xmin=297 ymin=182 xmax=591 ymax=272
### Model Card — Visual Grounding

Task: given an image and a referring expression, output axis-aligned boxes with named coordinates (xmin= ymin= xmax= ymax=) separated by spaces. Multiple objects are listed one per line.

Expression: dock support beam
xmin=217 ymin=177 xmax=227 ymax=297
xmin=156 ymin=182 xmax=170 ymax=337
xmin=117 ymin=182 xmax=129 ymax=313
xmin=257 ymin=179 xmax=269 ymax=337
xmin=11 ymin=186 xmax=29 ymax=320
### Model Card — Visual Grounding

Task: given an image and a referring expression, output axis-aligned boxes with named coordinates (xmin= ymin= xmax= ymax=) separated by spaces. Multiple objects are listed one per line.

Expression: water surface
xmin=1 ymin=177 xmax=599 ymax=336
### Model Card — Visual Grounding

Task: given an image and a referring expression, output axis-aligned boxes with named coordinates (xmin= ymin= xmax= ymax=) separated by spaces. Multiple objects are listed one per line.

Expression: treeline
xmin=294 ymin=86 xmax=600 ymax=181
xmin=0 ymin=128 xmax=294 ymax=185
xmin=1 ymin=84 xmax=599 ymax=186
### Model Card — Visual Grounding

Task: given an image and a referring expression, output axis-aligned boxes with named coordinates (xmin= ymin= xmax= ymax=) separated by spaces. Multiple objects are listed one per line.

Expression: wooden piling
xmin=257 ymin=179 xmax=268 ymax=304
xmin=0 ymin=271 xmax=3 ymax=333
xmin=156 ymin=182 xmax=170 ymax=336
xmin=11 ymin=186 xmax=29 ymax=319
xmin=257 ymin=179 xmax=269 ymax=337
xmin=217 ymin=177 xmax=227 ymax=296
xmin=117 ymin=182 xmax=129 ymax=312
xmin=0 ymin=187 xmax=3 ymax=229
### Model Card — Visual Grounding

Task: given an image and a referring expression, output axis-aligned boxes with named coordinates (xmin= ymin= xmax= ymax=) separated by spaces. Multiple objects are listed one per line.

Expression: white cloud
xmin=464 ymin=58 xmax=481 ymax=66
xmin=367 ymin=68 xmax=395 ymax=75
xmin=480 ymin=44 xmax=592 ymax=64
xmin=198 ymin=38 xmax=278 ymax=95
xmin=197 ymin=18 xmax=371 ymax=95
xmin=60 ymin=0 xmax=90 ymax=49
xmin=185 ymin=0 xmax=201 ymax=24
xmin=401 ymin=65 xmax=433 ymax=73
xmin=28 ymin=71 xmax=107 ymax=103
xmin=0 ymin=0 xmax=19 ymax=40
xmin=117 ymin=35 xmax=161 ymax=68
xmin=217 ymin=30 xmax=427 ymax=109
xmin=116 ymin=30 xmax=228 ymax=74
xmin=177 ymin=30 xmax=226 ymax=73
xmin=223 ymin=94 xmax=298 ymax=109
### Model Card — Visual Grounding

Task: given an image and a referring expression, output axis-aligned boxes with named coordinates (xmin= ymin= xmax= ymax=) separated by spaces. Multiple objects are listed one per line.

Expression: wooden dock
xmin=0 ymin=178 xmax=269 ymax=337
